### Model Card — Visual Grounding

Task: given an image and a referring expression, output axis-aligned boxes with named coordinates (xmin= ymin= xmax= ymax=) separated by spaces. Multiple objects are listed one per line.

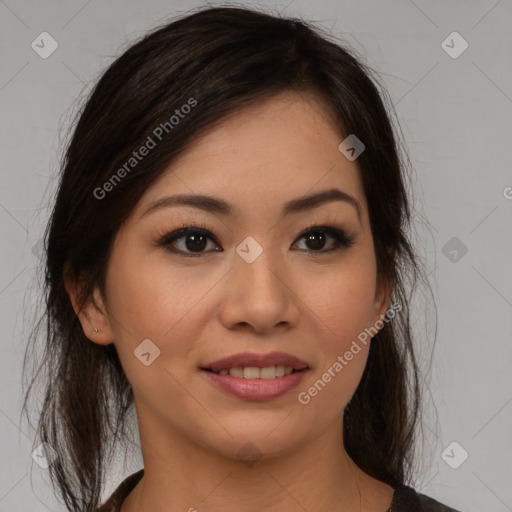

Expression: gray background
xmin=1 ymin=0 xmax=511 ymax=510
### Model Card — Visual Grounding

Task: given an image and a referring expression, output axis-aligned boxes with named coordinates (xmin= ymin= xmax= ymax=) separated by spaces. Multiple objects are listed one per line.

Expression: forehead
xmin=132 ymin=91 xmax=367 ymax=221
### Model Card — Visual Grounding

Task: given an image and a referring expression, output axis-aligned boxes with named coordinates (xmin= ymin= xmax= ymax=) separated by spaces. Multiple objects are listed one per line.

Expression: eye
xmin=293 ymin=224 xmax=355 ymax=253
xmin=156 ymin=222 xmax=355 ymax=258
xmin=156 ymin=223 xmax=221 ymax=258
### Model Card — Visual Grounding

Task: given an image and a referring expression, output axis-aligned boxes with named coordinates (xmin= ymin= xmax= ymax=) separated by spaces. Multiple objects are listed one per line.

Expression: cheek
xmin=294 ymin=252 xmax=377 ymax=411
xmin=303 ymin=255 xmax=378 ymax=351
xmin=296 ymin=279 xmax=374 ymax=417
xmin=103 ymin=242 xmax=216 ymax=386
xmin=105 ymin=242 xmax=208 ymax=338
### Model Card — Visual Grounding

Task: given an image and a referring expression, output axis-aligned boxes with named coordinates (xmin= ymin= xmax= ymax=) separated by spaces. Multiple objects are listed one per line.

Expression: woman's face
xmin=92 ymin=91 xmax=391 ymax=460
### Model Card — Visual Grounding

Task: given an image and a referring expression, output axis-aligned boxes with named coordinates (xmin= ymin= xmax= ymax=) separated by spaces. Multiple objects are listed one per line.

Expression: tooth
xmin=243 ymin=367 xmax=260 ymax=379
xmin=229 ymin=367 xmax=244 ymax=378
xmin=223 ymin=366 xmax=296 ymax=379
xmin=260 ymin=366 xmax=277 ymax=379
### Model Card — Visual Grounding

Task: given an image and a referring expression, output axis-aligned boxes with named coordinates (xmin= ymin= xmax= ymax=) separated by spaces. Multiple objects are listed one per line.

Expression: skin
xmin=66 ymin=91 xmax=395 ymax=511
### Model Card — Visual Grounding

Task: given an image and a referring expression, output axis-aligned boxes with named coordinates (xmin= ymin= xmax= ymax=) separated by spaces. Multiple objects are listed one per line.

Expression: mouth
xmin=200 ymin=351 xmax=310 ymax=400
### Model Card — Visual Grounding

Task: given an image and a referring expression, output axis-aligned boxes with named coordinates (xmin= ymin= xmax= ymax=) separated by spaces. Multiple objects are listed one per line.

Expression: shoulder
xmin=97 ymin=469 xmax=144 ymax=512
xmin=391 ymin=484 xmax=462 ymax=512
xmin=97 ymin=472 xmax=464 ymax=512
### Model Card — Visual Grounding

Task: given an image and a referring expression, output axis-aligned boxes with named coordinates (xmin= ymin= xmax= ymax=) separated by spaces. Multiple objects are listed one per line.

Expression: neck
xmin=121 ymin=402 xmax=392 ymax=512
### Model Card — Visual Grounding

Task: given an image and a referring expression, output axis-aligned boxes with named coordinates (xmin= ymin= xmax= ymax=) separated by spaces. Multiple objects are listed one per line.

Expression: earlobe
xmin=64 ymin=275 xmax=114 ymax=345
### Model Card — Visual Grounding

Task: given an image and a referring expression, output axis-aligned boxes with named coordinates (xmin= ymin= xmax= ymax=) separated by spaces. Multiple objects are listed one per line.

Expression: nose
xmin=217 ymin=246 xmax=300 ymax=334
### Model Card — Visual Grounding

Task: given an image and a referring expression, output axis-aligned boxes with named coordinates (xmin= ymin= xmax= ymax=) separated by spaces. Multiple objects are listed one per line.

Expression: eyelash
xmin=156 ymin=220 xmax=355 ymax=258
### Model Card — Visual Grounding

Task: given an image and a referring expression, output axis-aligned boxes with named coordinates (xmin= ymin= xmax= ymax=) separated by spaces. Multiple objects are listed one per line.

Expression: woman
xmin=23 ymin=5 xmax=462 ymax=512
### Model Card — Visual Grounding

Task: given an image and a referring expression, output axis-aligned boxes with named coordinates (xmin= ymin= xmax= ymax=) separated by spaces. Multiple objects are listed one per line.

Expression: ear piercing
xmin=94 ymin=327 xmax=99 ymax=334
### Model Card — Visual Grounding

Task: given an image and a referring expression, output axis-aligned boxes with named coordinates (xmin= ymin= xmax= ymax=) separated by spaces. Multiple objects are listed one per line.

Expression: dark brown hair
xmin=23 ymin=5 xmax=430 ymax=511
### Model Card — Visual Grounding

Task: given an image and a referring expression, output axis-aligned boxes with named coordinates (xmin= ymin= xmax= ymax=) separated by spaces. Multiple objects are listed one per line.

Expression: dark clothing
xmin=98 ymin=469 xmax=462 ymax=511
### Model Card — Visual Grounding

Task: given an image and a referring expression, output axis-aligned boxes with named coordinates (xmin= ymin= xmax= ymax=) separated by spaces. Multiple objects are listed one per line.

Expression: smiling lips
xmin=201 ymin=351 xmax=310 ymax=400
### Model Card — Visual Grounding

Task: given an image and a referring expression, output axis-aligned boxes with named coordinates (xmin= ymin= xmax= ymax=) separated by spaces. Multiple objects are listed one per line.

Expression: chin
xmin=197 ymin=420 xmax=306 ymax=461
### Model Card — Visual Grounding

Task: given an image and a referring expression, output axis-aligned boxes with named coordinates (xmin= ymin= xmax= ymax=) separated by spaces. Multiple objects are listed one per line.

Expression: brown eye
xmin=158 ymin=227 xmax=220 ymax=257
xmin=303 ymin=231 xmax=328 ymax=251
xmin=293 ymin=226 xmax=355 ymax=253
xmin=182 ymin=232 xmax=209 ymax=252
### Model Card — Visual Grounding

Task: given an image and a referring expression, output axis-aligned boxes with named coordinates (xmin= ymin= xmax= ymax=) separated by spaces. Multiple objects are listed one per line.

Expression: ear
xmin=373 ymin=274 xmax=394 ymax=323
xmin=64 ymin=274 xmax=114 ymax=345
xmin=371 ymin=247 xmax=396 ymax=329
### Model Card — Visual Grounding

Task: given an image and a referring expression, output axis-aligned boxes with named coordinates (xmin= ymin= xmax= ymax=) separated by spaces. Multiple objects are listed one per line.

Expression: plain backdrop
xmin=1 ymin=1 xmax=511 ymax=511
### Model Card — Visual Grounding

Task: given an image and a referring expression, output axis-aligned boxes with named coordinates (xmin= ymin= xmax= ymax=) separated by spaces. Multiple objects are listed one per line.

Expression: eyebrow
xmin=140 ymin=188 xmax=362 ymax=223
